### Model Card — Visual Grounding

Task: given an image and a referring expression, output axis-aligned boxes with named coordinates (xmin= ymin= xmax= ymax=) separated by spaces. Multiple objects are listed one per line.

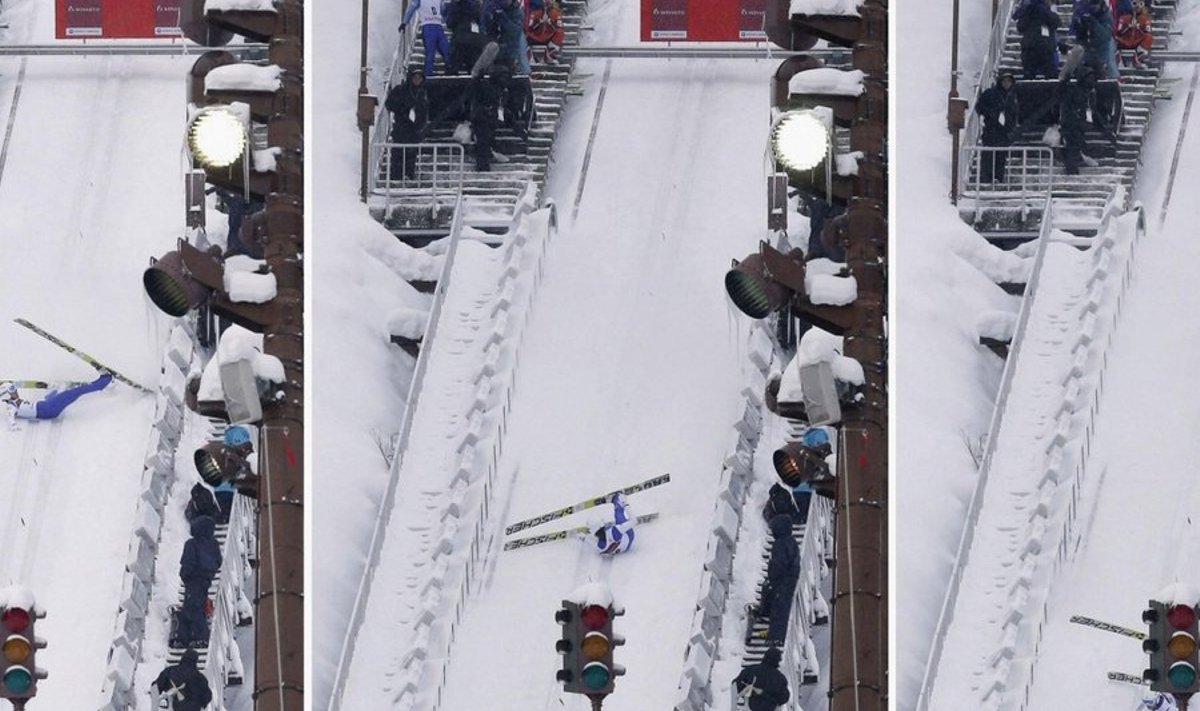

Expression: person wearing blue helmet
xmin=224 ymin=425 xmax=252 ymax=448
xmin=1 ymin=372 xmax=112 ymax=429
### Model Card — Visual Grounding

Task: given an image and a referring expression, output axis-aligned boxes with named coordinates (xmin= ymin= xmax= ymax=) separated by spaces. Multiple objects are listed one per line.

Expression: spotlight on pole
xmin=187 ymin=105 xmax=247 ymax=169
xmin=772 ymin=110 xmax=829 ymax=172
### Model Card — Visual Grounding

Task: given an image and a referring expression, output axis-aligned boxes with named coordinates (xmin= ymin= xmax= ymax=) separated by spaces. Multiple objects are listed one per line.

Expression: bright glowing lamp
xmin=772 ymin=110 xmax=830 ymax=172
xmin=188 ymin=106 xmax=247 ymax=169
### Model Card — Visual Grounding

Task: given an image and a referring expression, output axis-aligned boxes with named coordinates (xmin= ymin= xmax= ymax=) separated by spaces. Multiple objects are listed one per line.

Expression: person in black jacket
xmin=733 ymin=646 xmax=790 ymax=711
xmin=754 ymin=515 xmax=800 ymax=645
xmin=975 ymin=71 xmax=1020 ymax=183
xmin=384 ymin=67 xmax=430 ymax=181
xmin=153 ymin=649 xmax=213 ymax=711
xmin=1058 ymin=62 xmax=1099 ymax=174
xmin=467 ymin=67 xmax=505 ymax=171
xmin=174 ymin=516 xmax=223 ymax=648
xmin=1014 ymin=0 xmax=1061 ymax=78
xmin=444 ymin=0 xmax=485 ymax=75
xmin=184 ymin=483 xmax=220 ymax=523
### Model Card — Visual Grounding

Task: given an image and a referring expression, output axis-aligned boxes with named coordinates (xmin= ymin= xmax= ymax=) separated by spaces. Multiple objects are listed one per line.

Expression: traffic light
xmin=194 ymin=439 xmax=258 ymax=497
xmin=0 ymin=603 xmax=45 ymax=700
xmin=725 ymin=241 xmax=857 ymax=334
xmin=1145 ymin=600 xmax=1200 ymax=693
xmin=555 ymin=601 xmax=625 ymax=696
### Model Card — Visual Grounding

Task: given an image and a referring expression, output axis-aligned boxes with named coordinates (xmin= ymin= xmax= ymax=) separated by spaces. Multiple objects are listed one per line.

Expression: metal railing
xmin=370 ymin=141 xmax=466 ymax=227
xmin=956 ymin=0 xmax=1026 ymax=201
xmin=328 ymin=193 xmax=469 ymax=711
xmin=779 ymin=495 xmax=835 ymax=701
xmin=961 ymin=145 xmax=1056 ymax=222
xmin=203 ymin=495 xmax=257 ymax=709
xmin=915 ymin=194 xmax=1055 ymax=711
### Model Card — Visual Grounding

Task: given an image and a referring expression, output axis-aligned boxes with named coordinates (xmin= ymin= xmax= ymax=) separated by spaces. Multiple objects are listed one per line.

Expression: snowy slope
xmin=0 ymin=0 xmax=192 ymax=707
xmin=1020 ymin=61 xmax=1200 ymax=710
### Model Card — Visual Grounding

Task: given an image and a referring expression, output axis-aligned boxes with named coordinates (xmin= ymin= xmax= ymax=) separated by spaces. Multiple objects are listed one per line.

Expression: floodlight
xmin=772 ymin=111 xmax=829 ymax=172
xmin=188 ymin=106 xmax=247 ymax=169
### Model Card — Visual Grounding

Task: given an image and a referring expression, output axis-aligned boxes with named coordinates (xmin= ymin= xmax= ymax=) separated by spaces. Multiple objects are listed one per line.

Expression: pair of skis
xmin=1070 ymin=615 xmax=1150 ymax=688
xmin=13 ymin=318 xmax=151 ymax=393
xmin=502 ymin=473 xmax=670 ymax=551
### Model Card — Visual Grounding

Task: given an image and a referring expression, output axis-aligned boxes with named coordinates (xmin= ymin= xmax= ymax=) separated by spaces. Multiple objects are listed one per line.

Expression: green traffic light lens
xmin=3 ymin=667 xmax=31 ymax=694
xmin=1169 ymin=661 xmax=1197 ymax=689
xmin=581 ymin=662 xmax=611 ymax=690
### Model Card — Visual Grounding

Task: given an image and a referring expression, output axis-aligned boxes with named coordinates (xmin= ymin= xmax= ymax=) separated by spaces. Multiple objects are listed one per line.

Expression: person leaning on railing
xmin=385 ymin=67 xmax=430 ymax=181
xmin=975 ymin=70 xmax=1020 ymax=183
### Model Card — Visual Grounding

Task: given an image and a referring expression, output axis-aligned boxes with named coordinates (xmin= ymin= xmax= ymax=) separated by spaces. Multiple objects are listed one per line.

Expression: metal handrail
xmin=961 ymin=145 xmax=1056 ymax=222
xmin=780 ymin=495 xmax=834 ymax=699
xmin=915 ymin=194 xmax=1055 ymax=711
xmin=957 ymin=0 xmax=1024 ymax=200
xmin=203 ymin=495 xmax=256 ymax=710
xmin=328 ymin=194 xmax=467 ymax=711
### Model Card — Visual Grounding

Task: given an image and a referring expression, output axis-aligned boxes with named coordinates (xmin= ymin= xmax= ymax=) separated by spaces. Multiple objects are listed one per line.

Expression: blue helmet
xmin=802 ymin=428 xmax=830 ymax=448
xmin=224 ymin=425 xmax=252 ymax=448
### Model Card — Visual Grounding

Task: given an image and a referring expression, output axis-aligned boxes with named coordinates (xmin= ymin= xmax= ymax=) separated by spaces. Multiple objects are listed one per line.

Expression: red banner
xmin=55 ymin=0 xmax=182 ymax=39
xmin=641 ymin=0 xmax=768 ymax=41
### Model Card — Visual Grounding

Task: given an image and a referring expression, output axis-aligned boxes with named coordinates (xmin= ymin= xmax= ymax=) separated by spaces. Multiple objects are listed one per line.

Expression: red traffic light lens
xmin=581 ymin=604 xmax=609 ymax=630
xmin=1 ymin=609 xmax=29 ymax=634
xmin=1168 ymin=604 xmax=1197 ymax=630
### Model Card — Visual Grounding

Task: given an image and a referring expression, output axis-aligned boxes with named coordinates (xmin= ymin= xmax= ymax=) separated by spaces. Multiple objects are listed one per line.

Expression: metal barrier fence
xmin=779 ymin=495 xmax=835 ymax=703
xmin=370 ymin=141 xmax=465 ymax=227
xmin=203 ymin=494 xmax=258 ymax=709
xmin=960 ymin=145 xmax=1056 ymax=223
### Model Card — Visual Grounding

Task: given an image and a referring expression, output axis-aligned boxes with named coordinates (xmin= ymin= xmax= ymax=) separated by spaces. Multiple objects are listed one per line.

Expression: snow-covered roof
xmin=567 ymin=581 xmax=615 ymax=607
xmin=0 ymin=585 xmax=36 ymax=611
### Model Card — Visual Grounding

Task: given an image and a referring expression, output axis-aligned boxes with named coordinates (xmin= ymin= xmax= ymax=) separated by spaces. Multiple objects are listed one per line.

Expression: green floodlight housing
xmin=772 ymin=110 xmax=830 ymax=173
xmin=187 ymin=105 xmax=247 ymax=169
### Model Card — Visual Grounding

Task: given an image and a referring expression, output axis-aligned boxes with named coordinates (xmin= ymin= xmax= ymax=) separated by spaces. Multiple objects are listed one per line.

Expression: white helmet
xmin=0 ymin=382 xmax=16 ymax=401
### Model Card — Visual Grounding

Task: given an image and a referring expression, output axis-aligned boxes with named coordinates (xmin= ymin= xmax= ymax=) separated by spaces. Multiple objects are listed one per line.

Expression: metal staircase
xmin=368 ymin=2 xmax=587 ymax=240
xmin=961 ymin=0 xmax=1177 ymax=243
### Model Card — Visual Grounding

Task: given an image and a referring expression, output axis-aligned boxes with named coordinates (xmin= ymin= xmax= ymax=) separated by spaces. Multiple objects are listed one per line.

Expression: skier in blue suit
xmin=1 ymin=373 xmax=112 ymax=428
xmin=591 ymin=492 xmax=636 ymax=555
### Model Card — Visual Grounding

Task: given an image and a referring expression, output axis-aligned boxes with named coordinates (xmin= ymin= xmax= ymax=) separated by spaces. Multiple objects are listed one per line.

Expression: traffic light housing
xmin=1145 ymin=600 xmax=1200 ymax=694
xmin=0 ymin=604 xmax=45 ymax=700
xmin=555 ymin=601 xmax=625 ymax=696
xmin=143 ymin=239 xmax=284 ymax=330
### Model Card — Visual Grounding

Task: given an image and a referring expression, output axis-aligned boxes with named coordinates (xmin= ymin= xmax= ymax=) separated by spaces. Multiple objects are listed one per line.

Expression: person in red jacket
xmin=525 ymin=0 xmax=564 ymax=65
xmin=1114 ymin=0 xmax=1153 ymax=68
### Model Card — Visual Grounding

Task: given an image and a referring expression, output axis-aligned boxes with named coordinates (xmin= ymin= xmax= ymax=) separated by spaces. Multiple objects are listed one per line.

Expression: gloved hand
xmin=399 ymin=23 xmax=407 ymax=33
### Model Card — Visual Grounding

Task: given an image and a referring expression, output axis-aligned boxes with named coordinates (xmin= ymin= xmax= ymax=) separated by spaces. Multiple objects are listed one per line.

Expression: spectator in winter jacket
xmin=763 ymin=483 xmax=802 ymax=526
xmin=153 ymin=649 xmax=213 ymax=711
xmin=184 ymin=483 xmax=221 ymax=523
xmin=500 ymin=71 xmax=535 ymax=141
xmin=591 ymin=492 xmax=636 ymax=555
xmin=483 ymin=0 xmax=530 ymax=74
xmin=466 ymin=67 xmax=504 ymax=170
xmin=733 ymin=646 xmax=790 ymax=711
xmin=975 ymin=71 xmax=1020 ymax=183
xmin=1013 ymin=0 xmax=1061 ymax=78
xmin=1115 ymin=0 xmax=1153 ymax=67
xmin=0 ymin=373 xmax=112 ymax=429
xmin=444 ymin=0 xmax=486 ymax=74
xmin=385 ymin=67 xmax=430 ymax=180
xmin=755 ymin=515 xmax=800 ymax=645
xmin=525 ymin=0 xmax=564 ymax=64
xmin=1057 ymin=60 xmax=1100 ymax=174
xmin=174 ymin=515 xmax=222 ymax=648
xmin=401 ymin=0 xmax=451 ymax=76
xmin=1072 ymin=0 xmax=1119 ymax=78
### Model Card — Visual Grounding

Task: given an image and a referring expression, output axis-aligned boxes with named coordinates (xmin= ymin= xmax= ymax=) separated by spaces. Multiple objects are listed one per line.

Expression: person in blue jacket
xmin=1072 ymin=0 xmax=1119 ymax=79
xmin=1 ymin=373 xmax=112 ymax=428
xmin=1013 ymin=0 xmax=1061 ymax=78
xmin=173 ymin=515 xmax=223 ymax=648
xmin=483 ymin=0 xmax=529 ymax=74
xmin=401 ymin=0 xmax=451 ymax=77
xmin=590 ymin=492 xmax=636 ymax=555
xmin=754 ymin=514 xmax=800 ymax=646
xmin=733 ymin=646 xmax=790 ymax=711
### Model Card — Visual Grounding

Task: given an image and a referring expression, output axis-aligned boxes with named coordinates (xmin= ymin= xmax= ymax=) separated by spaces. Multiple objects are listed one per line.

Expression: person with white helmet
xmin=1143 ymin=691 xmax=1179 ymax=711
xmin=0 ymin=372 xmax=112 ymax=429
xmin=590 ymin=492 xmax=636 ymax=555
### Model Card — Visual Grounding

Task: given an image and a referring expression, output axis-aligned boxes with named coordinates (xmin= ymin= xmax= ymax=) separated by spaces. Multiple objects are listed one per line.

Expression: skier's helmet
xmin=0 ymin=382 xmax=16 ymax=401
xmin=224 ymin=425 xmax=252 ymax=448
